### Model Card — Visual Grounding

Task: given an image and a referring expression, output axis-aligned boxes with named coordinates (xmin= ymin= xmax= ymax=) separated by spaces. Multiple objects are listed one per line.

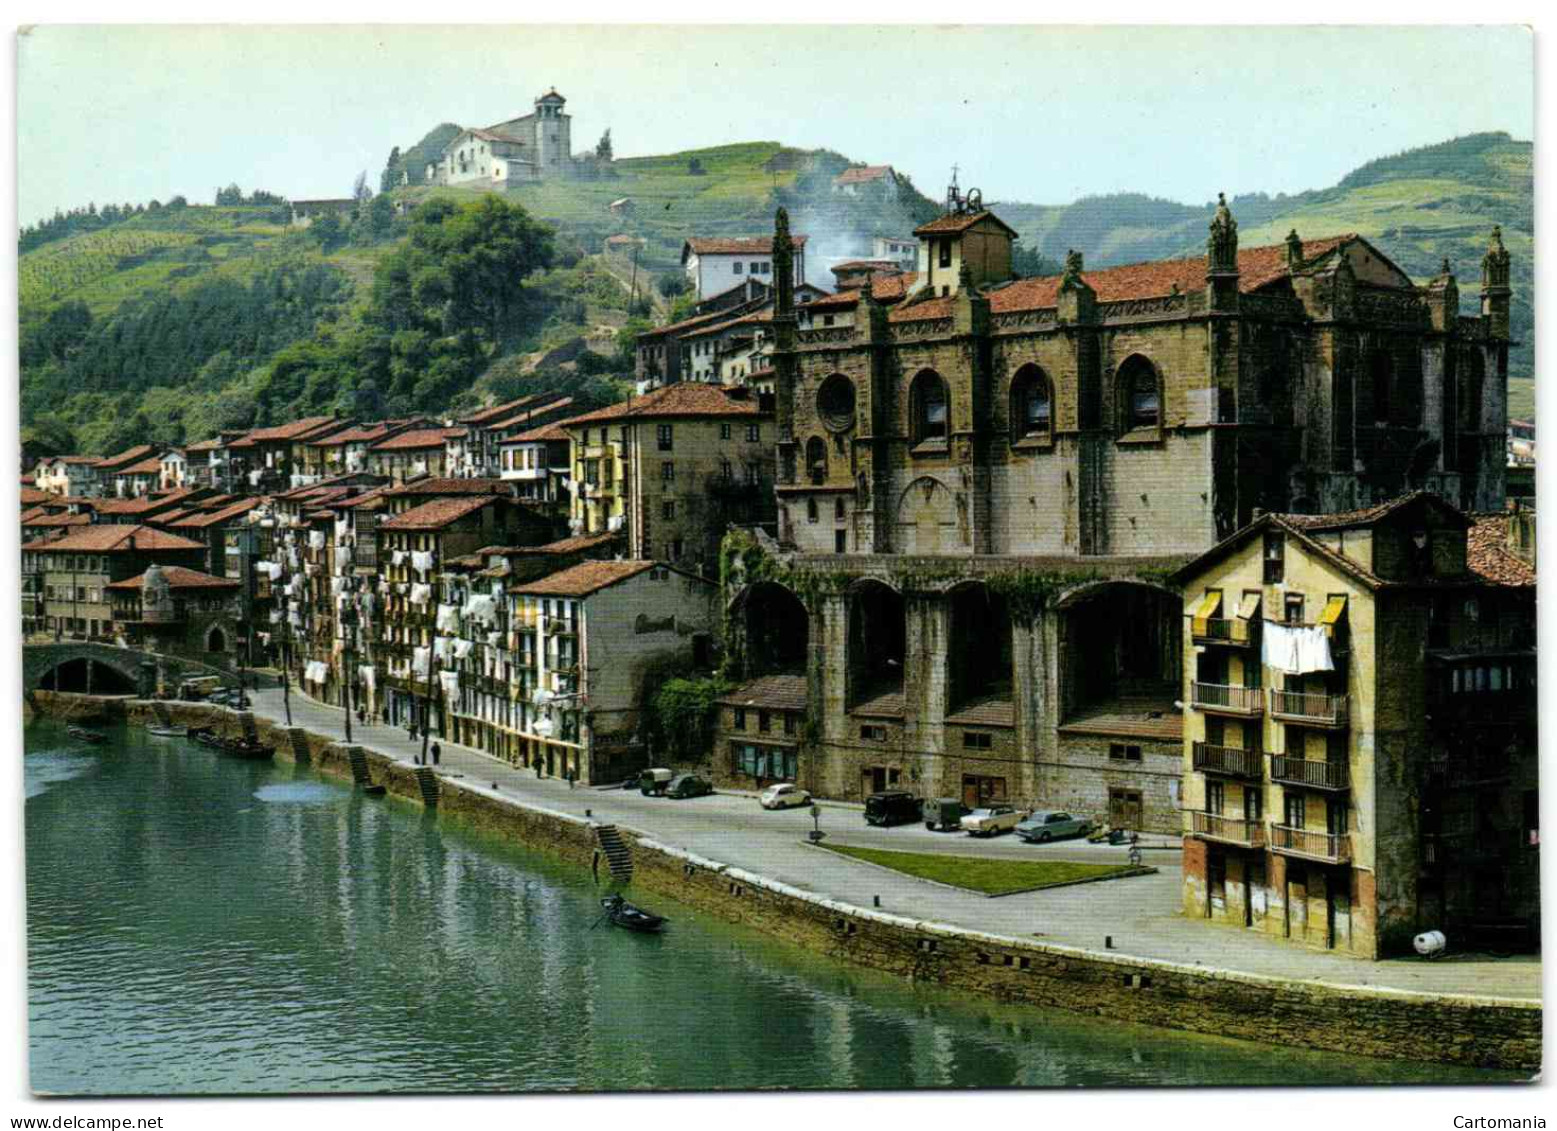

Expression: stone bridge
xmin=22 ymin=642 xmax=253 ymax=697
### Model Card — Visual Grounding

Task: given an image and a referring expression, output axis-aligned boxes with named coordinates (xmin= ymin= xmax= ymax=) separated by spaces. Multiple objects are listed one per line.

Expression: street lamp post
xmin=341 ymin=578 xmax=357 ymax=746
xmin=809 ymin=803 xmax=825 ymax=844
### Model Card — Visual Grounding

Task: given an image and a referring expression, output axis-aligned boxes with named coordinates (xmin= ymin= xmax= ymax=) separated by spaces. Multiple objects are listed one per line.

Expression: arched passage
xmin=205 ymin=625 xmax=228 ymax=655
xmin=38 ymin=658 xmax=137 ymax=695
xmin=738 ymin=582 xmax=809 ymax=678
xmin=847 ymin=580 xmax=905 ymax=708
xmin=1059 ymin=582 xmax=1181 ymax=721
xmin=948 ymin=582 xmax=1013 ymax=712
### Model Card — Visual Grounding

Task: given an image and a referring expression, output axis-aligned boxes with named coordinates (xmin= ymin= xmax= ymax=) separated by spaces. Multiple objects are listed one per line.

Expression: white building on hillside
xmin=428 ymin=89 xmax=576 ymax=186
xmin=681 ymin=236 xmax=808 ymax=301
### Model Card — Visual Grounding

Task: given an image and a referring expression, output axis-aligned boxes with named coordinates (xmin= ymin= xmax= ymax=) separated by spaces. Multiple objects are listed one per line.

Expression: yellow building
xmin=1174 ymin=492 xmax=1537 ymax=958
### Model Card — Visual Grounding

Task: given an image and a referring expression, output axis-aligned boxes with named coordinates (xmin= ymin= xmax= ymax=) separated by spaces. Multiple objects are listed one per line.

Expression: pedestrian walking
xmin=431 ymin=742 xmax=441 ymax=767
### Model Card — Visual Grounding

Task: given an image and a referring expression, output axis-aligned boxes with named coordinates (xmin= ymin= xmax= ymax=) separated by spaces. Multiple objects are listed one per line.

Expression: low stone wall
xmin=27 ymin=692 xmax=1541 ymax=1073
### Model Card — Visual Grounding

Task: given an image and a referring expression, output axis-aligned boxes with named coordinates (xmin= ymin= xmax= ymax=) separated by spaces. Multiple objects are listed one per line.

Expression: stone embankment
xmin=27 ymin=691 xmax=1542 ymax=1074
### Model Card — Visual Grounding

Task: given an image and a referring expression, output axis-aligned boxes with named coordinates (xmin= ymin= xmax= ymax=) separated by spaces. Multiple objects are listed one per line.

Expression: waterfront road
xmin=248 ymin=687 xmax=1540 ymax=1002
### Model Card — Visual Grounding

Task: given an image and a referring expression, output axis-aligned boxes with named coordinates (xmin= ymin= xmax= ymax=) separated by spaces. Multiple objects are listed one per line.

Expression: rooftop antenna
xmin=946 ymin=164 xmax=962 ymax=213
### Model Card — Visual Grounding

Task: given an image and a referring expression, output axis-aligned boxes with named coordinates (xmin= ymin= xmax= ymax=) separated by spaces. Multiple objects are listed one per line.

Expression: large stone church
xmin=714 ymin=190 xmax=1513 ymax=838
xmin=426 ymin=88 xmax=579 ymax=186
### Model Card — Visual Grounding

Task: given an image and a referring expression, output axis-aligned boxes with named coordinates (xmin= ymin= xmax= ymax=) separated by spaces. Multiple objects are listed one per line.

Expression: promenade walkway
xmin=249 ymin=686 xmax=1540 ymax=1003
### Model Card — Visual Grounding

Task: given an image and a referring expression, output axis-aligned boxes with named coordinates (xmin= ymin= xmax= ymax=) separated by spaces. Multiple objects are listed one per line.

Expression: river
xmin=23 ymin=719 xmax=1515 ymax=1094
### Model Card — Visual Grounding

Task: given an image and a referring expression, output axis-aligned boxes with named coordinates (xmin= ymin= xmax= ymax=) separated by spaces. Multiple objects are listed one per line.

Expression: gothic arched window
xmin=805 ymin=436 xmax=827 ymax=484
xmin=910 ymin=370 xmax=950 ymax=448
xmin=1010 ymin=364 xmax=1053 ymax=444
xmin=1117 ymin=355 xmax=1161 ymax=434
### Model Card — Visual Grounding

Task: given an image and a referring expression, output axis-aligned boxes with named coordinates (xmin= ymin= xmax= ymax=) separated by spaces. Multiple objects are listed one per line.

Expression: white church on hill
xmin=426 ymin=88 xmax=580 ymax=186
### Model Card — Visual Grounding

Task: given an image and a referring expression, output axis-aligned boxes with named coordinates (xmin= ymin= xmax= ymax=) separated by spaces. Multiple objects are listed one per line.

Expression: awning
xmin=1237 ymin=593 xmax=1261 ymax=621
xmin=1191 ymin=590 xmax=1222 ymax=637
xmin=1319 ymin=595 xmax=1347 ymax=627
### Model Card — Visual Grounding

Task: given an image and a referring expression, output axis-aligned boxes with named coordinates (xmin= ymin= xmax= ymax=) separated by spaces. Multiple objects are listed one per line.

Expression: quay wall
xmin=27 ymin=692 xmax=1542 ymax=1073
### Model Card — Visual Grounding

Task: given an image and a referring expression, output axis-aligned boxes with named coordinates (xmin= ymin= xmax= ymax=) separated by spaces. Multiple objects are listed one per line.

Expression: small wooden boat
xmin=145 ymin=725 xmax=187 ymax=738
xmin=362 ymin=784 xmax=386 ymax=796
xmin=600 ymin=894 xmax=666 ymax=934
xmin=188 ymin=726 xmax=224 ymax=750
xmin=219 ymin=740 xmax=274 ymax=761
xmin=67 ymin=726 xmax=107 ymax=744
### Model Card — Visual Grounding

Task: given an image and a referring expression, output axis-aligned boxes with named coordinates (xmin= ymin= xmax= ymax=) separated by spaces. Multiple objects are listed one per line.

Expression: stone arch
xmin=847 ymin=578 xmax=904 ymax=707
xmin=205 ymin=625 xmax=228 ymax=655
xmin=1114 ymin=354 xmax=1162 ymax=435
xmin=895 ymin=476 xmax=959 ymax=555
xmin=730 ymin=581 xmax=810 ymax=679
xmin=1008 ymin=362 xmax=1053 ymax=445
xmin=1056 ymin=580 xmax=1182 ymax=720
xmin=947 ymin=580 xmax=1014 ymax=711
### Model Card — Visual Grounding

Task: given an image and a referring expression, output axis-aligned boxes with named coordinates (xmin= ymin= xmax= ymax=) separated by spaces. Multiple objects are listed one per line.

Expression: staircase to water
xmin=414 ymin=766 xmax=440 ymax=808
xmin=593 ymin=824 xmax=633 ymax=884
xmin=345 ymin=744 xmax=371 ymax=785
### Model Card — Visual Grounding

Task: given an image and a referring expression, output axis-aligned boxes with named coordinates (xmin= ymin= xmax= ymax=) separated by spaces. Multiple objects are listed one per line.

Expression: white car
xmin=760 ymin=783 xmax=812 ymax=810
xmin=961 ymin=805 xmax=1024 ymax=837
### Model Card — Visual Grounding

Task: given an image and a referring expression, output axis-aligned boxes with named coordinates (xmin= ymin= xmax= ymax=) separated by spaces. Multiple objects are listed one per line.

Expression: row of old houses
xmin=20 ymin=187 xmax=1535 ymax=959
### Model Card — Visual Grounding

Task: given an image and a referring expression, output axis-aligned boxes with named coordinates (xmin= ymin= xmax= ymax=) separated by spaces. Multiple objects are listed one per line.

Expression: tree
xmin=310 ymin=214 xmax=346 ymax=252
xmin=380 ymin=146 xmax=402 ymax=194
xmin=687 ymin=157 xmax=706 ymax=177
xmin=657 ymin=272 xmax=690 ymax=298
xmin=352 ymin=171 xmax=372 ymax=207
xmin=215 ymin=183 xmax=243 ymax=206
xmin=366 ymin=194 xmax=396 ymax=240
xmin=595 ymin=129 xmax=613 ymax=162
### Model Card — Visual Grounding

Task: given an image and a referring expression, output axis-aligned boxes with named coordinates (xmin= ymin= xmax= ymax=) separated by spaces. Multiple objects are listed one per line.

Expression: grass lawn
xmin=817 ymin=843 xmax=1142 ymax=896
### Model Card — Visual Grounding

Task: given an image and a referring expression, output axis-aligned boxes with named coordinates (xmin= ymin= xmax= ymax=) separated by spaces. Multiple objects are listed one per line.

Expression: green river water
xmin=23 ymin=719 xmax=1517 ymax=1094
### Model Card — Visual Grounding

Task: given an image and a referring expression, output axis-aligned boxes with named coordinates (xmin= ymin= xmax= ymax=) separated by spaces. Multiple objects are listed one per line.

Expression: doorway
xmin=1109 ymin=788 xmax=1143 ymax=831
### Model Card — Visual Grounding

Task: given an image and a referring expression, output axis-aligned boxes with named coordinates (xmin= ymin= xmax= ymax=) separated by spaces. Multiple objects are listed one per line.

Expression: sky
xmin=16 ymin=24 xmax=1534 ymax=227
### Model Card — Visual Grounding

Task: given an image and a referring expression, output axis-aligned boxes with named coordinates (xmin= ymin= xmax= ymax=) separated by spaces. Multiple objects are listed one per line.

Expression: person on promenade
xmin=431 ymin=742 xmax=441 ymax=767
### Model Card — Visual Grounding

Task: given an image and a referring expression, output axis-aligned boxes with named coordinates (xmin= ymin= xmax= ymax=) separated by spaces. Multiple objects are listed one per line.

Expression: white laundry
xmin=436 ymin=604 xmax=461 ymax=632
xmin=439 ymin=671 xmax=461 ymax=699
xmin=465 ymin=594 xmax=497 ymax=623
xmin=410 ymin=583 xmax=432 ymax=606
xmin=392 ymin=550 xmax=407 ymax=567
xmin=309 ymin=530 xmax=326 ymax=550
xmin=453 ymin=639 xmax=474 ymax=661
xmin=1261 ymin=622 xmax=1334 ymax=675
xmin=412 ymin=647 xmax=431 ymax=679
xmin=412 ymin=550 xmax=435 ymax=575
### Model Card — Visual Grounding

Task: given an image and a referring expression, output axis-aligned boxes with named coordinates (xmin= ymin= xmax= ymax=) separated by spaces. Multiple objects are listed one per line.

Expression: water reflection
xmin=24 ymin=719 xmax=1516 ymax=1095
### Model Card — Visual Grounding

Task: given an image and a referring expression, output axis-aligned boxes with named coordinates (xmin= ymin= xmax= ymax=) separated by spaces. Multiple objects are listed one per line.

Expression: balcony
xmin=1189 ymin=810 xmax=1266 ymax=848
xmin=1190 ymin=681 xmax=1264 ymax=716
xmin=1269 ymin=689 xmax=1349 ymax=728
xmin=1192 ymin=742 xmax=1263 ymax=779
xmin=1269 ymin=824 xmax=1351 ymax=864
xmin=1269 ymin=754 xmax=1349 ymax=791
xmin=1191 ymin=617 xmax=1256 ymax=647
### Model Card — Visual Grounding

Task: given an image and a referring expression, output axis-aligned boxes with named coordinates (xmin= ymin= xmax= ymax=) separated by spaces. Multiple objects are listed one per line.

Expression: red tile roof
xmin=20 ymin=488 xmax=49 ymax=505
xmin=887 ymin=235 xmax=1355 ymax=323
xmin=25 ymin=512 xmax=92 ymax=528
xmin=502 ymin=421 xmax=571 ymax=444
xmin=510 ymin=559 xmax=657 ymax=597
xmin=233 ymin=416 xmax=341 ymax=447
xmin=118 ymin=456 xmax=165 ymax=476
xmin=492 ymin=397 xmax=575 ymax=432
xmin=370 ymin=427 xmax=466 ymax=451
xmin=717 ymin=674 xmax=808 ymax=712
xmin=561 ymin=383 xmax=764 ymax=427
xmin=183 ymin=438 xmax=224 ymax=452
xmin=380 ymin=495 xmax=497 ymax=531
xmin=832 ymin=259 xmax=902 ymax=272
xmin=96 ymin=444 xmax=157 ymax=472
xmin=460 ymin=393 xmax=561 ymax=427
xmin=387 ymin=477 xmax=516 ymax=498
xmin=22 ymin=524 xmax=205 ymax=554
xmin=1467 ymin=516 xmax=1537 ymax=587
xmin=685 ymin=236 xmax=808 ymax=256
xmin=106 ymin=566 xmax=240 ymax=591
xmin=168 ymin=498 xmax=262 ymax=529
xmin=833 ymin=165 xmax=894 ymax=186
xmin=914 ymin=210 xmax=1018 ymax=237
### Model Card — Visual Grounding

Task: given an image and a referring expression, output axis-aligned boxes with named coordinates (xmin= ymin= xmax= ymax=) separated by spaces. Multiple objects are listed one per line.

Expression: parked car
xmin=961 ymin=805 xmax=1023 ymax=837
xmin=1016 ymin=810 xmax=1094 ymax=843
xmin=924 ymin=797 xmax=966 ymax=832
xmin=665 ymin=773 xmax=713 ymax=800
xmin=864 ymin=791 xmax=922 ymax=827
xmin=638 ymin=767 xmax=673 ymax=796
xmin=760 ymin=783 xmax=812 ymax=810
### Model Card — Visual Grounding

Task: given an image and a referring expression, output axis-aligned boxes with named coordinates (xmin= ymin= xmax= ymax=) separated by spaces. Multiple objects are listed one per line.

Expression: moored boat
xmin=67 ymin=726 xmax=107 ymax=744
xmin=145 ymin=725 xmax=187 ymax=738
xmin=600 ymin=894 xmax=666 ymax=934
xmin=219 ymin=740 xmax=274 ymax=761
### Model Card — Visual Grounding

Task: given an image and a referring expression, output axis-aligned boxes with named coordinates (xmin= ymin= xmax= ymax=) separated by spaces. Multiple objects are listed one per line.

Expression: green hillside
xmin=995 ymin=132 xmax=1533 ymax=381
xmin=19 ymin=132 xmax=1534 ymax=460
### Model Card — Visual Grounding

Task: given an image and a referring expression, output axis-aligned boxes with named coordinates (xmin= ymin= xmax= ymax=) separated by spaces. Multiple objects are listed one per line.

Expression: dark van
xmin=864 ymin=791 xmax=921 ymax=827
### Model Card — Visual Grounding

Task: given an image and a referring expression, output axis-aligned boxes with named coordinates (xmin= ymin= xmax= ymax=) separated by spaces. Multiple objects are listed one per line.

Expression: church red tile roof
xmin=560 ymin=383 xmax=764 ymax=427
xmin=717 ymin=674 xmax=808 ymax=712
